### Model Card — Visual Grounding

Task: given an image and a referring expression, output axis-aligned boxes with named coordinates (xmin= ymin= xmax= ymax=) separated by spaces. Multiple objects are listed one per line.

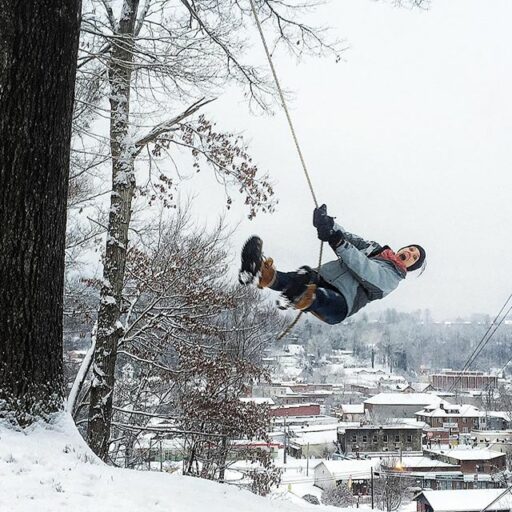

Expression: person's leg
xmin=306 ymin=287 xmax=349 ymax=325
xmin=270 ymin=270 xmax=348 ymax=325
xmin=268 ymin=271 xmax=297 ymax=292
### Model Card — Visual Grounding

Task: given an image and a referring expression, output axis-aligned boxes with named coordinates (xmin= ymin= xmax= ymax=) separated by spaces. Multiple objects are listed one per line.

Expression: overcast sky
xmin=177 ymin=0 xmax=512 ymax=321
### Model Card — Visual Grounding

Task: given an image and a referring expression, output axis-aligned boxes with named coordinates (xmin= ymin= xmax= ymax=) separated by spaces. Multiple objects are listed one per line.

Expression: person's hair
xmin=400 ymin=244 xmax=426 ymax=272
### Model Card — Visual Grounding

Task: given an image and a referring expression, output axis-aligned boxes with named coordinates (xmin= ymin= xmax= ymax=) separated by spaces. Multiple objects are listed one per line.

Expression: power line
xmin=447 ymin=294 xmax=512 ymax=394
xmin=480 ymin=484 xmax=512 ymax=512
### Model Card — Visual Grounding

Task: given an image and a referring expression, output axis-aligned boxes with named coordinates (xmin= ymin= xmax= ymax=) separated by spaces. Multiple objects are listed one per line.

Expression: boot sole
xmin=238 ymin=236 xmax=263 ymax=285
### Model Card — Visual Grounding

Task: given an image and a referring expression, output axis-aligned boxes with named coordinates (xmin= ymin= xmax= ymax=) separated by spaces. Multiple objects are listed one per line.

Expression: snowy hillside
xmin=0 ymin=414 xmax=360 ymax=512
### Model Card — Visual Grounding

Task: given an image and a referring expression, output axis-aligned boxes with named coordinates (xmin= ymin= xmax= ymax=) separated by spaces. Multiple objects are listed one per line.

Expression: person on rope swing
xmin=238 ymin=204 xmax=426 ymax=325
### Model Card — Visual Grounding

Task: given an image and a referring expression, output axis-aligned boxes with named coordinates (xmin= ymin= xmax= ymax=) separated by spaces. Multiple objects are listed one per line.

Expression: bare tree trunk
xmin=87 ymin=0 xmax=139 ymax=459
xmin=0 ymin=0 xmax=81 ymax=424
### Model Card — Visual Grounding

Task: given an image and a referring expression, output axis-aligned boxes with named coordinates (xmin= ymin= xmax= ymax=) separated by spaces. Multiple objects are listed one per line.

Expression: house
xmin=337 ymin=403 xmax=365 ymax=422
xmin=380 ymin=455 xmax=501 ymax=491
xmin=414 ymin=489 xmax=510 ymax=512
xmin=364 ymin=393 xmax=443 ymax=420
xmin=412 ymin=382 xmax=435 ymax=393
xmin=338 ymin=423 xmax=423 ymax=456
xmin=313 ymin=459 xmax=379 ymax=494
xmin=425 ymin=448 xmax=507 ymax=475
xmin=416 ymin=402 xmax=483 ymax=434
xmin=470 ymin=430 xmax=512 ymax=454
xmin=481 ymin=411 xmax=512 ymax=431
xmin=287 ymin=425 xmax=339 ymax=459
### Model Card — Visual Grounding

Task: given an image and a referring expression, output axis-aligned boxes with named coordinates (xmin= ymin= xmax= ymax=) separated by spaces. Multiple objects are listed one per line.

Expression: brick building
xmin=415 ymin=402 xmax=483 ymax=434
xmin=338 ymin=423 xmax=423 ymax=456
xmin=271 ymin=403 xmax=320 ymax=417
xmin=425 ymin=448 xmax=506 ymax=474
xmin=430 ymin=370 xmax=498 ymax=392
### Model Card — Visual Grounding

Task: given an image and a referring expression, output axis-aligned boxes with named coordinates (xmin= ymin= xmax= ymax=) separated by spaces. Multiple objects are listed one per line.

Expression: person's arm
xmin=334 ymin=240 xmax=404 ymax=298
xmin=332 ymin=222 xmax=382 ymax=255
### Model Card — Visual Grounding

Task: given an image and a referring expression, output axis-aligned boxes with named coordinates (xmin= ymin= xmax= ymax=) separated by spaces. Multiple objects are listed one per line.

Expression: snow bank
xmin=0 ymin=413 xmax=363 ymax=512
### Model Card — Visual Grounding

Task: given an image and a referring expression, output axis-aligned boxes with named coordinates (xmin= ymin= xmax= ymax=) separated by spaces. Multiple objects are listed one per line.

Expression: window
xmin=351 ymin=435 xmax=357 ymax=443
xmin=373 ymin=435 xmax=378 ymax=443
xmin=463 ymin=418 xmax=467 ymax=424
xmin=394 ymin=434 xmax=400 ymax=443
xmin=383 ymin=434 xmax=388 ymax=443
xmin=362 ymin=435 xmax=368 ymax=443
xmin=406 ymin=434 xmax=412 ymax=443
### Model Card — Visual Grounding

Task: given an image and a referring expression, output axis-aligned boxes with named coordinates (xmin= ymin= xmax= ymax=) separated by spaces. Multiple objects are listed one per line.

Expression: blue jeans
xmin=270 ymin=271 xmax=349 ymax=325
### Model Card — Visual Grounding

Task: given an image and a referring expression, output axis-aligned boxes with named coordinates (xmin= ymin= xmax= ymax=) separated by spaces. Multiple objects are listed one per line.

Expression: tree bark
xmin=87 ymin=0 xmax=139 ymax=459
xmin=0 ymin=0 xmax=81 ymax=424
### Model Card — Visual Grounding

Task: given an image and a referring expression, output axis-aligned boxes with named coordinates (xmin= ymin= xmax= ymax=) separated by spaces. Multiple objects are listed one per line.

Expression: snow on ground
xmin=0 ymin=413 xmax=363 ymax=512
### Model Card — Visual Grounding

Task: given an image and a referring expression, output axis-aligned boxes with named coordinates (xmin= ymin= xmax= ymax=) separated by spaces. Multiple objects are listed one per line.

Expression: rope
xmin=248 ymin=0 xmax=324 ymax=339
xmin=248 ymin=0 xmax=319 ymax=208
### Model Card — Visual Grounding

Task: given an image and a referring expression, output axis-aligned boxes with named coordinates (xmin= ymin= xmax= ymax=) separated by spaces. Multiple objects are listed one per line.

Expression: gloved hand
xmin=313 ymin=204 xmax=344 ymax=248
xmin=313 ymin=204 xmax=334 ymax=241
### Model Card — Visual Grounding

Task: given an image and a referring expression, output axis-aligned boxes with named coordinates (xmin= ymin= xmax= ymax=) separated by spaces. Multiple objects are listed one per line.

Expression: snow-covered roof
xmin=289 ymin=430 xmax=338 ymax=446
xmin=416 ymin=403 xmax=483 ymax=418
xmin=365 ymin=393 xmax=443 ymax=406
xmin=341 ymin=404 xmax=365 ymax=414
xmin=289 ymin=423 xmax=341 ymax=434
xmin=486 ymin=411 xmax=512 ymax=421
xmin=382 ymin=456 xmax=457 ymax=469
xmin=271 ymin=402 xmax=319 ymax=410
xmin=314 ymin=459 xmax=380 ymax=480
xmin=240 ymin=397 xmax=275 ymax=405
xmin=416 ymin=489 xmax=512 ymax=511
xmin=427 ymin=448 xmax=505 ymax=461
xmin=411 ymin=382 xmax=432 ymax=392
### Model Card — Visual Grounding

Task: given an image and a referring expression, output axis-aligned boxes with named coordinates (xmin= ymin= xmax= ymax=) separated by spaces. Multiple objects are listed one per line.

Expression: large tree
xmin=0 ymin=0 xmax=82 ymax=425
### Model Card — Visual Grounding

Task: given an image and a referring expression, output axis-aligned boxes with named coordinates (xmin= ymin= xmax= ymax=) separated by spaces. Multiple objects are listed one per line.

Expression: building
xmin=415 ymin=402 xmax=483 ymax=434
xmin=481 ymin=411 xmax=512 ymax=431
xmin=414 ymin=489 xmax=510 ymax=512
xmin=425 ymin=448 xmax=507 ymax=475
xmin=338 ymin=423 xmax=423 ymax=456
xmin=412 ymin=382 xmax=436 ymax=393
xmin=271 ymin=403 xmax=320 ymax=417
xmin=381 ymin=456 xmax=502 ymax=491
xmin=313 ymin=459 xmax=379 ymax=494
xmin=337 ymin=403 xmax=365 ymax=423
xmin=287 ymin=425 xmax=339 ymax=458
xmin=364 ymin=393 xmax=443 ymax=420
xmin=470 ymin=430 xmax=512 ymax=454
xmin=430 ymin=370 xmax=498 ymax=392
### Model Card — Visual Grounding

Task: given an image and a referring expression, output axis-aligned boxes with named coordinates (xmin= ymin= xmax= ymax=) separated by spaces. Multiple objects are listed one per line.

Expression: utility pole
xmin=371 ymin=467 xmax=374 ymax=509
xmin=283 ymin=417 xmax=287 ymax=464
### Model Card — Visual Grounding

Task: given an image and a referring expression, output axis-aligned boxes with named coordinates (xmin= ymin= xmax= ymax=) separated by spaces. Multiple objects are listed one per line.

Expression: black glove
xmin=313 ymin=204 xmax=344 ymax=248
xmin=313 ymin=204 xmax=334 ymax=241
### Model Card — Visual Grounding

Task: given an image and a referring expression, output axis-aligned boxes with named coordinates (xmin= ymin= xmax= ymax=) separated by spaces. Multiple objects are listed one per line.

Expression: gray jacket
xmin=318 ymin=223 xmax=406 ymax=317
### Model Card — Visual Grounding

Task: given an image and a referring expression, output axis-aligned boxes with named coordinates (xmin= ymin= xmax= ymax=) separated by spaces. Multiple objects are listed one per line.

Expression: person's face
xmin=396 ymin=246 xmax=421 ymax=269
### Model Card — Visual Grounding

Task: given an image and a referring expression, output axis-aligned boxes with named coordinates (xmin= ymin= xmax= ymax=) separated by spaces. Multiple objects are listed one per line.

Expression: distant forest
xmin=293 ymin=309 xmax=512 ymax=379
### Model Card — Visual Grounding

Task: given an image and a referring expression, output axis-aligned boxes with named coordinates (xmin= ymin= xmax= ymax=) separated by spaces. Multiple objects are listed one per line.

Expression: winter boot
xmin=238 ymin=235 xmax=276 ymax=288
xmin=278 ymin=266 xmax=318 ymax=311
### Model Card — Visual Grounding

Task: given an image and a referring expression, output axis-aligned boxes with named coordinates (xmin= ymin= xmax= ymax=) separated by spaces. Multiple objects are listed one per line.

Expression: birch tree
xmin=0 ymin=0 xmax=81 ymax=424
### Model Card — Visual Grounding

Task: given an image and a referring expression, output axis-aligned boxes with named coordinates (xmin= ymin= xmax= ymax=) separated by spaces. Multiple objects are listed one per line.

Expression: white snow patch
xmin=0 ymin=413 xmax=356 ymax=512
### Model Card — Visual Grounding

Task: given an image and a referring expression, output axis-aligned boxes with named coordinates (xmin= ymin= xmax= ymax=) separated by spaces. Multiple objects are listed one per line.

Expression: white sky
xmin=172 ymin=0 xmax=512 ymax=320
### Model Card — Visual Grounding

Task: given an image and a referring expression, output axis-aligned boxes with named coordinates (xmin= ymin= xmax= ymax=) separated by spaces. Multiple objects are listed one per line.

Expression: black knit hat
xmin=400 ymin=244 xmax=426 ymax=272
